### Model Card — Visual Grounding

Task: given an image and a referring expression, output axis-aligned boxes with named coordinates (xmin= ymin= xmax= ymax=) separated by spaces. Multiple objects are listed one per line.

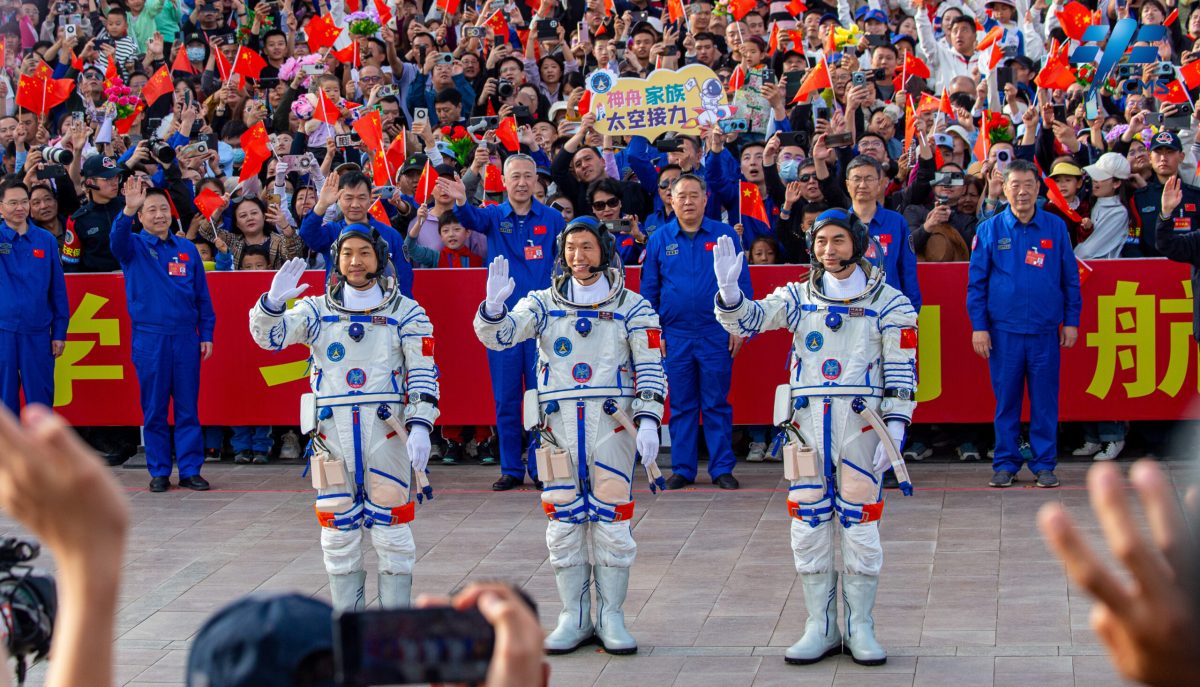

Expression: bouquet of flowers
xmin=346 ymin=10 xmax=381 ymax=37
xmin=441 ymin=125 xmax=475 ymax=167
xmin=104 ymin=77 xmax=138 ymax=120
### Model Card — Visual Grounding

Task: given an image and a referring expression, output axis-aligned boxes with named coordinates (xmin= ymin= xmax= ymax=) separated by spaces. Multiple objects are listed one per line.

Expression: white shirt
xmin=1075 ymin=195 xmax=1129 ymax=260
xmin=343 ymin=283 xmax=384 ymax=310
xmin=822 ymin=265 xmax=868 ymax=299
xmin=568 ymin=275 xmax=611 ymax=305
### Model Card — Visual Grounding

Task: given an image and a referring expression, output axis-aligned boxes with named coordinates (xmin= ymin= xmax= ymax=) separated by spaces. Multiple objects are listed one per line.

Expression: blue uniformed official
xmin=641 ymin=174 xmax=754 ymax=491
xmin=112 ymin=177 xmax=216 ymax=493
xmin=0 ymin=180 xmax=69 ymax=414
xmin=443 ymin=153 xmax=566 ymax=491
xmin=968 ymin=160 xmax=1081 ymax=489
xmin=843 ymin=156 xmax=922 ymax=312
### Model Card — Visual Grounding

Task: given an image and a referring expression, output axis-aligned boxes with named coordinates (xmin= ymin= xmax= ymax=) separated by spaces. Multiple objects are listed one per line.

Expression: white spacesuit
xmin=473 ymin=217 xmax=666 ymax=656
xmin=249 ymin=228 xmax=438 ymax=612
xmin=711 ymin=210 xmax=917 ymax=667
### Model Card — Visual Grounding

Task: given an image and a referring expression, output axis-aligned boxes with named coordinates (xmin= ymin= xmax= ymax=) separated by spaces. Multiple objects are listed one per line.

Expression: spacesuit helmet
xmin=552 ymin=216 xmax=625 ymax=303
xmin=807 ymin=208 xmax=870 ymax=271
xmin=327 ymin=224 xmax=396 ymax=305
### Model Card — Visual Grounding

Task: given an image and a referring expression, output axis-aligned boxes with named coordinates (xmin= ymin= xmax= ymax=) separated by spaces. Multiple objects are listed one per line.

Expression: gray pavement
xmin=6 ymin=458 xmax=1186 ymax=687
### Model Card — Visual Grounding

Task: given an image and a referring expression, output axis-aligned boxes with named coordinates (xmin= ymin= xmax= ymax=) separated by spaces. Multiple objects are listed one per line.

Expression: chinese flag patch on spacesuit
xmin=422 ymin=337 xmax=435 ymax=356
xmin=646 ymin=329 xmax=661 ymax=349
xmin=900 ymin=328 xmax=917 ymax=349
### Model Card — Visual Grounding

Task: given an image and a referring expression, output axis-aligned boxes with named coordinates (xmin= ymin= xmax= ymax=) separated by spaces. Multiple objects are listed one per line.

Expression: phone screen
xmin=335 ymin=607 xmax=494 ymax=687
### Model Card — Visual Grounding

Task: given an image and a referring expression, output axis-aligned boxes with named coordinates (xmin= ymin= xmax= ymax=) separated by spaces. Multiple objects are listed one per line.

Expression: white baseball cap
xmin=1083 ymin=152 xmax=1131 ymax=181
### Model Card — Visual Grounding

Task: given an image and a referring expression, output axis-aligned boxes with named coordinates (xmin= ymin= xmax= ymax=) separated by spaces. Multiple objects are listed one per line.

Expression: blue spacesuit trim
xmin=260 ymin=294 xmax=286 ymax=315
xmin=540 ymin=388 xmax=635 ymax=402
xmin=800 ymin=304 xmax=879 ymax=317
xmin=368 ymin=467 xmax=408 ymax=489
xmin=477 ymin=302 xmax=507 ymax=323
xmin=788 ymin=483 xmax=824 ymax=491
xmin=842 ymin=459 xmax=878 ymax=483
xmin=543 ymin=484 xmax=575 ymax=492
xmin=594 ymin=461 xmax=631 ymax=483
xmin=352 ymin=407 xmax=364 ymax=488
xmin=320 ymin=314 xmax=401 ymax=325
xmin=822 ymin=400 xmax=835 ymax=503
xmin=547 ymin=309 xmax=627 ymax=321
xmin=303 ymin=301 xmax=321 ymax=343
xmin=576 ymin=401 xmax=590 ymax=493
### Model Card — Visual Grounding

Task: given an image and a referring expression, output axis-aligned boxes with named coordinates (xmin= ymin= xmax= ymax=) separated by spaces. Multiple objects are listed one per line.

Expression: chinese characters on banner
xmin=587 ymin=64 xmax=734 ymax=138
xmin=52 ymin=262 xmax=1200 ymax=426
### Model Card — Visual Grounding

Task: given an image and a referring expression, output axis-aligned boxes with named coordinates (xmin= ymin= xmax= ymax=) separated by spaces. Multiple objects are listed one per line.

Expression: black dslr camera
xmin=0 ymin=538 xmax=57 ymax=685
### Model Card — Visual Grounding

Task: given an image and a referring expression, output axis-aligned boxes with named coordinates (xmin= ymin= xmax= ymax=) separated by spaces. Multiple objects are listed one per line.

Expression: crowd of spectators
xmin=3 ymin=0 xmax=1200 ymax=486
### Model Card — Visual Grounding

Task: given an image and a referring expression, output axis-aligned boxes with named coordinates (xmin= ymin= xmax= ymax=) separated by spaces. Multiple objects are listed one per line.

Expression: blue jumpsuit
xmin=640 ymin=217 xmax=754 ymax=481
xmin=855 ymin=204 xmax=923 ymax=312
xmin=0 ymin=222 xmax=69 ymax=413
xmin=298 ymin=212 xmax=414 ymax=298
xmin=454 ymin=198 xmax=565 ymax=481
xmin=111 ymin=213 xmax=216 ymax=480
xmin=968 ymin=208 xmax=1081 ymax=476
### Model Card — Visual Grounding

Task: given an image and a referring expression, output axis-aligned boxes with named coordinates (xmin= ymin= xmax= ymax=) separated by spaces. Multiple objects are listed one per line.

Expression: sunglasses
xmin=658 ymin=178 xmax=678 ymax=189
xmin=591 ymin=197 xmax=622 ymax=210
xmin=797 ymin=173 xmax=816 ymax=182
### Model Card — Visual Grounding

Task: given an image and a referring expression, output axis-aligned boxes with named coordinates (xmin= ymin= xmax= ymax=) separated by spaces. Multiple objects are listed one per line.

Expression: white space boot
xmin=841 ymin=573 xmax=886 ymax=665
xmin=593 ymin=564 xmax=637 ymax=655
xmin=328 ymin=571 xmax=366 ymax=612
xmin=784 ymin=571 xmax=841 ymax=665
xmin=378 ymin=572 xmax=412 ymax=608
xmin=544 ymin=565 xmax=595 ymax=654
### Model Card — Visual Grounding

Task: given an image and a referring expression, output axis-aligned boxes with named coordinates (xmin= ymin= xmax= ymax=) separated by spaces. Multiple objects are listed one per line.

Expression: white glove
xmin=871 ymin=420 xmax=907 ymax=475
xmin=712 ymin=235 xmax=744 ymax=306
xmin=484 ymin=255 xmax=516 ymax=318
xmin=265 ymin=257 xmax=309 ymax=310
xmin=407 ymin=425 xmax=431 ymax=473
xmin=636 ymin=418 xmax=660 ymax=466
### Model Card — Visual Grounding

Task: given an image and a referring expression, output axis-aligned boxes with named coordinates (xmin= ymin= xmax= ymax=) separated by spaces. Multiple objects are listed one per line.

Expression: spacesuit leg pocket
xmin=540 ymin=448 xmax=584 ymax=522
xmin=838 ymin=432 xmax=881 ymax=506
xmin=591 ymin=428 xmax=635 ymax=508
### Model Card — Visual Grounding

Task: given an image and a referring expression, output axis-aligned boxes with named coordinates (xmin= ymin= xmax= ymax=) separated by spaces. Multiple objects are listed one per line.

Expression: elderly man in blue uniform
xmin=438 ymin=154 xmax=566 ymax=491
xmin=641 ymin=174 xmax=753 ymax=490
xmin=968 ymin=159 xmax=1081 ymax=489
xmin=0 ymin=179 xmax=69 ymax=414
xmin=301 ymin=170 xmax=414 ymax=298
xmin=843 ymin=155 xmax=922 ymax=312
xmin=112 ymin=176 xmax=216 ymax=493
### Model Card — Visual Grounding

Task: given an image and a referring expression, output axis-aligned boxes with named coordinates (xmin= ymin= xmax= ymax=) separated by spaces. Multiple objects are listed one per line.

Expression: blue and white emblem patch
xmin=821 ymin=358 xmax=842 ymax=380
xmin=327 ymin=342 xmax=346 ymax=362
xmin=572 ymin=363 xmax=593 ymax=383
xmin=805 ymin=332 xmax=823 ymax=352
xmin=554 ymin=337 xmax=572 ymax=357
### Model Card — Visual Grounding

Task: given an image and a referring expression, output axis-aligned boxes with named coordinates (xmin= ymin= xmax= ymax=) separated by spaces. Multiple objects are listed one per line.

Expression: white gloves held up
xmin=484 ymin=255 xmax=516 ymax=318
xmin=712 ymin=235 xmax=745 ymax=307
xmin=265 ymin=257 xmax=310 ymax=311
xmin=636 ymin=418 xmax=660 ymax=467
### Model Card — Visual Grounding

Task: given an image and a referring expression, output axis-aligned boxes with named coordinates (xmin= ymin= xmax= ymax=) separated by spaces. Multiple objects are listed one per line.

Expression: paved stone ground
xmin=7 ymin=457 xmax=1193 ymax=686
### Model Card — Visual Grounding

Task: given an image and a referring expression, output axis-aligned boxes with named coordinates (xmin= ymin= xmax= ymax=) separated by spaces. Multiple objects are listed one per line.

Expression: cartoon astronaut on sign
xmin=474 ymin=217 xmax=667 ymax=656
xmin=249 ymin=225 xmax=439 ymax=612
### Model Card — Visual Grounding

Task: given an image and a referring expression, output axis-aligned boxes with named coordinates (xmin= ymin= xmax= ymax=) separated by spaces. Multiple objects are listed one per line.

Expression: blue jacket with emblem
xmin=853 ymin=204 xmax=922 ymax=312
xmin=967 ymin=207 xmax=1081 ymax=335
xmin=640 ymin=217 xmax=754 ymax=338
xmin=0 ymin=223 xmax=69 ymax=339
xmin=453 ymin=198 xmax=566 ymax=308
xmin=110 ymin=212 xmax=216 ymax=340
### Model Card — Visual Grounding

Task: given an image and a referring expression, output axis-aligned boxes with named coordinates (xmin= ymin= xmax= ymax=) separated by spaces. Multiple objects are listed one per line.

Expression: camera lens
xmin=42 ymin=147 xmax=73 ymax=165
xmin=497 ymin=79 xmax=514 ymax=98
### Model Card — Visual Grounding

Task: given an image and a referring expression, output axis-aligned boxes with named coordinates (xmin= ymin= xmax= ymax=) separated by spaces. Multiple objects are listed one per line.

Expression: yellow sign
xmin=587 ymin=65 xmax=733 ymax=138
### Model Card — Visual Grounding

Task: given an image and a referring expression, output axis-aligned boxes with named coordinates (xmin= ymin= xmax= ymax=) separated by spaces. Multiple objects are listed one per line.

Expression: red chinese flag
xmin=386 ymin=130 xmax=407 ymax=174
xmin=787 ymin=0 xmax=806 ymax=13
xmin=1056 ymin=2 xmax=1093 ymax=41
xmin=485 ymin=10 xmax=509 ymax=43
xmin=1182 ymin=60 xmax=1200 ymax=90
xmin=739 ymin=182 xmax=769 ymax=224
xmin=344 ymin=0 xmax=360 ymax=12
xmin=352 ymin=109 xmax=384 ymax=151
xmin=729 ymin=0 xmax=756 ymax=21
xmin=142 ymin=66 xmax=174 ymax=106
xmin=824 ymin=24 xmax=836 ymax=54
xmin=239 ymin=121 xmax=272 ymax=182
xmin=1035 ymin=49 xmax=1077 ymax=90
xmin=729 ymin=65 xmax=746 ymax=92
xmin=767 ymin=23 xmax=780 ymax=55
xmin=791 ymin=58 xmax=830 ymax=102
xmin=307 ymin=14 xmax=341 ymax=52
xmin=333 ymin=41 xmax=361 ymax=68
xmin=787 ymin=29 xmax=805 ymax=51
xmin=1157 ymin=80 xmax=1190 ymax=104
xmin=414 ymin=161 xmax=438 ymax=205
xmin=194 ymin=188 xmax=225 ymax=220
xmin=233 ymin=46 xmax=268 ymax=80
xmin=666 ymin=0 xmax=685 ymax=24
xmin=114 ymin=101 xmax=145 ymax=135
xmin=214 ymin=46 xmax=232 ymax=80
xmin=171 ymin=44 xmax=196 ymax=74
xmin=314 ymin=89 xmax=342 ymax=124
xmin=1036 ymin=160 xmax=1083 ymax=223
xmin=1077 ymin=257 xmax=1093 ymax=285
xmin=603 ymin=0 xmax=614 ymax=15
xmin=14 ymin=75 xmax=46 ymax=114
xmin=496 ymin=116 xmax=520 ymax=152
xmin=484 ymin=164 xmax=505 ymax=193
xmin=939 ymin=88 xmax=953 ymax=117
xmin=373 ymin=0 xmax=393 ymax=27
xmin=973 ymin=111 xmax=991 ymax=162
xmin=436 ymin=0 xmax=461 ymax=13
xmin=900 ymin=51 xmax=931 ymax=79
xmin=104 ymin=55 xmax=118 ymax=84
xmin=577 ymin=88 xmax=592 ymax=116
xmin=1166 ymin=8 xmax=1179 ymax=26
xmin=368 ymin=198 xmax=390 ymax=224
xmin=976 ymin=25 xmax=1004 ymax=51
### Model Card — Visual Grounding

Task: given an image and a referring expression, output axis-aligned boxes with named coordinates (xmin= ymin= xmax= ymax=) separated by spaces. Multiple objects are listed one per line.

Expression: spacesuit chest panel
xmin=793 ymin=299 xmax=884 ymax=391
xmin=538 ymin=311 xmax=633 ymax=394
xmin=311 ymin=315 xmax=404 ymax=396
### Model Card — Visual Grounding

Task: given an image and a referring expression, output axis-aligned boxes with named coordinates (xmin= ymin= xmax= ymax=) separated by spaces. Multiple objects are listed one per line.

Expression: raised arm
xmin=473 ymin=256 xmax=549 ymax=350
xmin=248 ymin=257 xmax=321 ymax=350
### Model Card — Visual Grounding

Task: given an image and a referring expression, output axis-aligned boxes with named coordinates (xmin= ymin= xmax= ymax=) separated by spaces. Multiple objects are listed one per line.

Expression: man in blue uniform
xmin=641 ymin=174 xmax=753 ymax=490
xmin=968 ymin=159 xmax=1081 ymax=489
xmin=844 ymin=156 xmax=922 ymax=312
xmin=300 ymin=170 xmax=414 ymax=298
xmin=0 ymin=179 xmax=69 ymax=414
xmin=439 ymin=154 xmax=566 ymax=491
xmin=112 ymin=177 xmax=216 ymax=493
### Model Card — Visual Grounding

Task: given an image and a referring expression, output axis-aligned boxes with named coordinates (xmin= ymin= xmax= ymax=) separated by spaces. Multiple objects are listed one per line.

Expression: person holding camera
xmin=250 ymin=227 xmax=439 ymax=611
xmin=474 ymin=216 xmax=665 ymax=656
xmin=0 ymin=178 xmax=68 ymax=416
xmin=112 ymin=175 xmax=215 ymax=492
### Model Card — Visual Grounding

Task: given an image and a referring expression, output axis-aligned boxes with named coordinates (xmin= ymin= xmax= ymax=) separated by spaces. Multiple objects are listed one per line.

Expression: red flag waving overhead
xmin=1166 ymin=8 xmax=1179 ymax=26
xmin=976 ymin=24 xmax=1004 ymax=51
xmin=171 ymin=44 xmax=196 ymax=74
xmin=194 ymin=188 xmax=225 ymax=220
xmin=232 ymin=46 xmax=267 ymax=80
xmin=1035 ymin=47 xmax=1077 ymax=90
xmin=939 ymin=88 xmax=953 ymax=117
xmin=314 ymin=89 xmax=342 ymax=124
xmin=1156 ymin=79 xmax=1191 ymax=104
xmin=386 ymin=130 xmax=407 ymax=175
xmin=414 ymin=161 xmax=439 ymax=205
xmin=577 ymin=88 xmax=592 ymax=116
xmin=973 ymin=111 xmax=991 ymax=162
xmin=484 ymin=164 xmax=505 ymax=193
xmin=1182 ymin=59 xmax=1200 ymax=90
xmin=899 ymin=51 xmax=931 ymax=79
xmin=667 ymin=0 xmax=685 ymax=24
xmin=496 ymin=116 xmax=520 ymax=152
xmin=1037 ymin=160 xmax=1083 ymax=223
xmin=792 ymin=57 xmax=830 ymax=102
xmin=104 ymin=55 xmax=117 ymax=85
xmin=739 ymin=182 xmax=769 ymax=223
xmin=352 ymin=110 xmax=384 ymax=151
xmin=368 ymin=198 xmax=390 ymax=225
xmin=15 ymin=74 xmax=71 ymax=115
xmin=333 ymin=40 xmax=361 ymax=68
xmin=142 ymin=66 xmax=174 ymax=106
xmin=373 ymin=0 xmax=393 ymax=27
xmin=436 ymin=0 xmax=461 ymax=14
xmin=787 ymin=0 xmax=807 ymax=13
xmin=1055 ymin=2 xmax=1093 ymax=41
xmin=767 ymin=22 xmax=780 ymax=55
xmin=729 ymin=0 xmax=757 ymax=21
xmin=239 ymin=121 xmax=272 ymax=182
xmin=306 ymin=13 xmax=341 ymax=52
xmin=729 ymin=65 xmax=746 ymax=92
xmin=485 ymin=10 xmax=510 ymax=43
xmin=214 ymin=46 xmax=232 ymax=81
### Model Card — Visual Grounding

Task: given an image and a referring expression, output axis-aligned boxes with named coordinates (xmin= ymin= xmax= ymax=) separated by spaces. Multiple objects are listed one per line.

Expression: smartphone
xmin=654 ymin=138 xmax=683 ymax=153
xmin=36 ymin=164 xmax=66 ymax=179
xmin=467 ymin=115 xmax=499 ymax=132
xmin=866 ymin=34 xmax=888 ymax=47
xmin=414 ymin=107 xmax=428 ymax=122
xmin=64 ymin=23 xmax=77 ymax=38
xmin=465 ymin=25 xmax=485 ymax=38
xmin=334 ymin=134 xmax=359 ymax=147
xmin=336 ymin=607 xmax=494 ymax=687
xmin=602 ymin=218 xmax=633 ymax=232
xmin=719 ymin=118 xmax=749 ymax=133
xmin=513 ymin=104 xmax=533 ymax=124
xmin=1144 ymin=111 xmax=1164 ymax=126
xmin=825 ymin=132 xmax=854 ymax=147
xmin=536 ymin=18 xmax=559 ymax=39
xmin=1164 ymin=103 xmax=1194 ymax=129
xmin=997 ymin=66 xmax=1014 ymax=92
xmin=630 ymin=10 xmax=649 ymax=24
xmin=1052 ymin=103 xmax=1067 ymax=122
xmin=784 ymin=70 xmax=806 ymax=103
xmin=1085 ymin=97 xmax=1099 ymax=121
xmin=301 ymin=62 xmax=326 ymax=75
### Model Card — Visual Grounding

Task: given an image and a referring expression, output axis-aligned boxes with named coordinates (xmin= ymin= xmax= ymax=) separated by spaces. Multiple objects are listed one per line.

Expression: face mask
xmin=232 ymin=149 xmax=246 ymax=165
xmin=779 ymin=159 xmax=800 ymax=182
xmin=186 ymin=47 xmax=206 ymax=61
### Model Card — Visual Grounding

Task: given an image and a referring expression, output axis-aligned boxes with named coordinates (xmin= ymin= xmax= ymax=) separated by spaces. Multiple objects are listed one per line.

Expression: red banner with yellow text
xmin=53 ymin=261 xmax=1200 ymax=426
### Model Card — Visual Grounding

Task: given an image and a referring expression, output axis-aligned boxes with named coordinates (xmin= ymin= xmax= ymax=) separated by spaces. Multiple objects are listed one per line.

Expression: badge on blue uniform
xmin=821 ymin=359 xmax=842 ymax=380
xmin=346 ymin=368 xmax=367 ymax=388
xmin=998 ymin=237 xmax=1012 ymax=251
xmin=553 ymin=337 xmax=572 ymax=357
xmin=572 ymin=362 xmax=592 ymax=383
xmin=665 ymin=243 xmax=679 ymax=256
xmin=0 ymin=243 xmax=10 ymax=254
xmin=805 ymin=332 xmax=823 ymax=352
xmin=327 ymin=342 xmax=346 ymax=362
xmin=499 ymin=221 xmax=513 ymax=234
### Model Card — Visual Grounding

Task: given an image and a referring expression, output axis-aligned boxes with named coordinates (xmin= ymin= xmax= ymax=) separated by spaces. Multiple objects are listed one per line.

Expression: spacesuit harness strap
xmin=546 ymin=309 xmax=627 ymax=321
xmin=315 ymin=392 xmax=405 ymax=408
xmin=539 ymin=388 xmax=636 ymax=403
xmin=833 ymin=495 xmax=884 ymax=526
xmin=799 ymin=304 xmax=878 ymax=317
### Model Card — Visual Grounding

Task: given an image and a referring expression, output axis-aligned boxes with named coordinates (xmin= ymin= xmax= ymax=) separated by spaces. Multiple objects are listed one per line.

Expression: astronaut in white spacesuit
xmin=710 ymin=209 xmax=918 ymax=667
xmin=249 ymin=225 xmax=438 ymax=612
xmin=474 ymin=217 xmax=666 ymax=656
